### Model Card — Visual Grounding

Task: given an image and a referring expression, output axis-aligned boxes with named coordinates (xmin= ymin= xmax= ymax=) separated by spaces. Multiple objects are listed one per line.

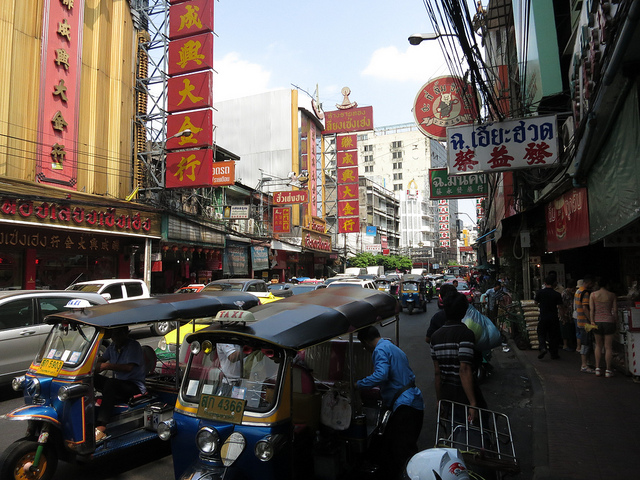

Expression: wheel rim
xmin=156 ymin=322 xmax=170 ymax=334
xmin=12 ymin=451 xmax=48 ymax=480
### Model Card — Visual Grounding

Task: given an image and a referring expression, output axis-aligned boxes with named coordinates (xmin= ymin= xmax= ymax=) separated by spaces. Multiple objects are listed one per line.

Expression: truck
xmin=366 ymin=266 xmax=384 ymax=277
xmin=410 ymin=268 xmax=427 ymax=276
xmin=345 ymin=267 xmax=367 ymax=276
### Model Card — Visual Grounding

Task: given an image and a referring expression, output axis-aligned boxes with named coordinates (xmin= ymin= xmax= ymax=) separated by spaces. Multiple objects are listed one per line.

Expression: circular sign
xmin=412 ymin=75 xmax=478 ymax=141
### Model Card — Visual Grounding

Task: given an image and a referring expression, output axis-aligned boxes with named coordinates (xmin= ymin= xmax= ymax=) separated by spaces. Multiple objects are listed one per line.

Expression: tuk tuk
xmin=0 ymin=292 xmax=259 ymax=480
xmin=159 ymin=287 xmax=400 ymax=480
xmin=399 ymin=274 xmax=427 ymax=314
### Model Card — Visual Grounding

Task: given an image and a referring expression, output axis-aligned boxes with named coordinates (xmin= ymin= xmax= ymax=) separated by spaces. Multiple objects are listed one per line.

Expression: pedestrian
xmin=535 ymin=275 xmax=563 ymax=359
xmin=94 ymin=326 xmax=147 ymax=442
xmin=430 ymin=292 xmax=487 ymax=424
xmin=425 ymin=283 xmax=458 ymax=344
xmin=559 ymin=280 xmax=577 ymax=352
xmin=486 ymin=281 xmax=505 ymax=325
xmin=589 ymin=277 xmax=618 ymax=377
xmin=575 ymin=275 xmax=596 ymax=373
xmin=356 ymin=326 xmax=424 ymax=479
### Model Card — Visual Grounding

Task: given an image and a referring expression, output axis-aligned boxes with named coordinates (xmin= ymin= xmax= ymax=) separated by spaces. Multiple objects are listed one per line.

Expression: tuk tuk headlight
xmin=158 ymin=338 xmax=167 ymax=351
xmin=196 ymin=426 xmax=220 ymax=455
xmin=157 ymin=419 xmax=176 ymax=441
xmin=254 ymin=434 xmax=285 ymax=462
xmin=58 ymin=383 xmax=91 ymax=401
xmin=12 ymin=375 xmax=26 ymax=392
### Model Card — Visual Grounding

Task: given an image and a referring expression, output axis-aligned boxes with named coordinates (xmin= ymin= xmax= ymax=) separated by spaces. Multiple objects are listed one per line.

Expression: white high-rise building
xmin=356 ymin=123 xmax=458 ymax=264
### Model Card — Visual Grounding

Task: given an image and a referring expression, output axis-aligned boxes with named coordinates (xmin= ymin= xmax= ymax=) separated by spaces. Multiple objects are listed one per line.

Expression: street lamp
xmin=408 ymin=32 xmax=456 ymax=45
xmin=166 ymin=128 xmax=192 ymax=141
xmin=456 ymin=212 xmax=477 ymax=226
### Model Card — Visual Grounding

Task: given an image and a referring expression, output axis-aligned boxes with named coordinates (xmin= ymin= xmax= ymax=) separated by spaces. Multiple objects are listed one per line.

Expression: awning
xmin=271 ymin=240 xmax=301 ymax=252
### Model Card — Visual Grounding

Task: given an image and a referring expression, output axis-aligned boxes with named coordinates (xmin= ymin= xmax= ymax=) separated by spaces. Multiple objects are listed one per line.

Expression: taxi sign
xmin=64 ymin=298 xmax=93 ymax=310
xmin=197 ymin=394 xmax=246 ymax=424
xmin=39 ymin=358 xmax=64 ymax=377
xmin=214 ymin=310 xmax=257 ymax=323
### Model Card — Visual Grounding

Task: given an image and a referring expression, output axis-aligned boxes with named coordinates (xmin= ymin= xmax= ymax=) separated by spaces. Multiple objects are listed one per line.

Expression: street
xmin=0 ymin=303 xmax=534 ymax=479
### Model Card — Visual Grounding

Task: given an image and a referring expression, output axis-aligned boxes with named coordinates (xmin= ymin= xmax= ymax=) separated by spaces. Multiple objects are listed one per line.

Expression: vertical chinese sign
xmin=166 ymin=0 xmax=216 ymax=189
xmin=438 ymin=200 xmax=451 ymax=249
xmin=300 ymin=113 xmax=319 ymax=219
xmin=273 ymin=207 xmax=291 ymax=234
xmin=336 ymin=134 xmax=360 ymax=233
xmin=37 ymin=0 xmax=86 ymax=188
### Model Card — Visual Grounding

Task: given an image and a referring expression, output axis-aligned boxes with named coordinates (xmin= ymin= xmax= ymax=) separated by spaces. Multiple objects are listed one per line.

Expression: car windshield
xmin=205 ymin=284 xmax=241 ymax=291
xmin=456 ymin=282 xmax=469 ymax=290
xmin=35 ymin=323 xmax=99 ymax=368
xmin=68 ymin=284 xmax=101 ymax=293
xmin=291 ymin=285 xmax=315 ymax=294
xmin=182 ymin=340 xmax=283 ymax=414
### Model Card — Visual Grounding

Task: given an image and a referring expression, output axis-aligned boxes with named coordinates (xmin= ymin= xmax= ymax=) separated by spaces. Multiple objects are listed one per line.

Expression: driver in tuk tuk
xmin=94 ymin=326 xmax=147 ymax=442
xmin=355 ymin=326 xmax=424 ymax=479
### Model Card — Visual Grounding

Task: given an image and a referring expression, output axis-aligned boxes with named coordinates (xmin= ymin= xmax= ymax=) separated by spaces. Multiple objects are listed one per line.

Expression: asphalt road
xmin=0 ymin=301 xmax=534 ymax=479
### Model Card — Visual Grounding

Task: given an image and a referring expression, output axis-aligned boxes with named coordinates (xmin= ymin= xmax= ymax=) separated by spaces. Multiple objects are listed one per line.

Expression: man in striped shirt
xmin=430 ymin=292 xmax=486 ymax=422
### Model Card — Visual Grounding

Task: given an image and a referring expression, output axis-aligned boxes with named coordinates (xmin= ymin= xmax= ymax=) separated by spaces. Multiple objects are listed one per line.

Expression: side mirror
xmin=101 ymin=293 xmax=112 ymax=301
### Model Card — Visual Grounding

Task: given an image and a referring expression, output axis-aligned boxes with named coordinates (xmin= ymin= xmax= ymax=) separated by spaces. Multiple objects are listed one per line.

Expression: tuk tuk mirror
xmin=220 ymin=432 xmax=246 ymax=466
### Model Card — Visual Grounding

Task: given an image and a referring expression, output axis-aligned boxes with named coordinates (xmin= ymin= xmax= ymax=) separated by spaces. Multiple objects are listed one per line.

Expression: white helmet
xmin=405 ymin=448 xmax=470 ymax=480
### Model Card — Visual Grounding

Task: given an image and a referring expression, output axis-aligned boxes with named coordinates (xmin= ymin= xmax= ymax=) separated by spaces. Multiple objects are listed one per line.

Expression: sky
xmin=210 ymin=0 xmax=477 ymax=221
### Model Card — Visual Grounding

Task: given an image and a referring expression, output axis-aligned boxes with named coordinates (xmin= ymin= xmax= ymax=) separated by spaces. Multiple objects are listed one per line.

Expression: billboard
xmin=429 ymin=168 xmax=487 ymax=199
xmin=323 ymin=106 xmax=374 ymax=134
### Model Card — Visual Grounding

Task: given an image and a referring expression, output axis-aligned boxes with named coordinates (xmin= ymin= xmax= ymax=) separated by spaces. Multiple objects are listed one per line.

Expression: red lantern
xmin=162 ymin=245 xmax=169 ymax=251
xmin=172 ymin=245 xmax=179 ymax=252
xmin=196 ymin=247 xmax=203 ymax=253
xmin=182 ymin=246 xmax=188 ymax=252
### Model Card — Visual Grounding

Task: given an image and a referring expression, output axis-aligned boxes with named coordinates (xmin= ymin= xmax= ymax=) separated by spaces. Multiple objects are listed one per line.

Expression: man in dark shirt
xmin=535 ymin=275 xmax=564 ymax=360
xmin=425 ymin=283 xmax=458 ymax=343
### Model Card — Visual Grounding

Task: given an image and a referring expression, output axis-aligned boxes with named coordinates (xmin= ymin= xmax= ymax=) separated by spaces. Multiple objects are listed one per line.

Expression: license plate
xmin=197 ymin=394 xmax=246 ymax=424
xmin=39 ymin=358 xmax=64 ymax=377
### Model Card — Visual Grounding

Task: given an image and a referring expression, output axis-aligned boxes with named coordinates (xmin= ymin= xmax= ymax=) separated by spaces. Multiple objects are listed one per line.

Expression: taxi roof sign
xmin=64 ymin=299 xmax=93 ymax=310
xmin=214 ymin=310 xmax=257 ymax=323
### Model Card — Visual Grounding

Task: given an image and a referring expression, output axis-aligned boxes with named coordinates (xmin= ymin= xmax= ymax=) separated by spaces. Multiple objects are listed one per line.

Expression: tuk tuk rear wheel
xmin=0 ymin=439 xmax=57 ymax=480
xmin=407 ymin=304 xmax=414 ymax=315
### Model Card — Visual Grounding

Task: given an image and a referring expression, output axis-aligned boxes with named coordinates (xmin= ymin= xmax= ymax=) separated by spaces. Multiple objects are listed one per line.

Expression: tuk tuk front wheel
xmin=0 ymin=439 xmax=58 ymax=480
xmin=407 ymin=304 xmax=414 ymax=315
xmin=152 ymin=321 xmax=176 ymax=336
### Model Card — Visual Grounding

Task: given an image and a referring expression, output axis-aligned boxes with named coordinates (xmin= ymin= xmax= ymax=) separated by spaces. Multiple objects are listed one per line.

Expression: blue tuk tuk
xmin=159 ymin=287 xmax=400 ymax=480
xmin=0 ymin=292 xmax=258 ymax=480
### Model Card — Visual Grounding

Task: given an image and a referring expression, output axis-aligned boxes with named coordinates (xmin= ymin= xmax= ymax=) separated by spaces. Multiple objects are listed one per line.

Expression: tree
xmin=347 ymin=252 xmax=376 ymax=268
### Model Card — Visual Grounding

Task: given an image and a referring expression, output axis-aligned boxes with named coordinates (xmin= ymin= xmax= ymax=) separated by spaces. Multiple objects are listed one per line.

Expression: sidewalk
xmin=511 ymin=342 xmax=640 ymax=479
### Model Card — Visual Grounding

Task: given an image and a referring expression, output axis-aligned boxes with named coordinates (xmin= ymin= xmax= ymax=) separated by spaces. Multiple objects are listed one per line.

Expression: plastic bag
xmin=320 ymin=389 xmax=351 ymax=430
xmin=462 ymin=304 xmax=501 ymax=351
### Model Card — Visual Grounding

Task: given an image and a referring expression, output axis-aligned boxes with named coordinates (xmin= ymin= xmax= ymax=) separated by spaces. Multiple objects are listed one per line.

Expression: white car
xmin=326 ymin=279 xmax=377 ymax=289
xmin=65 ymin=279 xmax=170 ymax=335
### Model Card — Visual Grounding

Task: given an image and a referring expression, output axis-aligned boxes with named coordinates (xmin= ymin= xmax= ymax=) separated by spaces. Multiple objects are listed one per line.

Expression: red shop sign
xmin=545 ymin=187 xmax=590 ymax=251
xmin=166 ymin=108 xmax=213 ymax=150
xmin=167 ymin=70 xmax=214 ymax=113
xmin=166 ymin=148 xmax=213 ymax=189
xmin=169 ymin=0 xmax=215 ymax=40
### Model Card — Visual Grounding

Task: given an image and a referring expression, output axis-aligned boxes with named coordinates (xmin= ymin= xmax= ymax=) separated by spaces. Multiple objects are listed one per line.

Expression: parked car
xmin=437 ymin=281 xmax=475 ymax=308
xmin=290 ymin=283 xmax=327 ymax=295
xmin=204 ymin=278 xmax=282 ymax=304
xmin=65 ymin=278 xmax=173 ymax=335
xmin=267 ymin=282 xmax=295 ymax=298
xmin=323 ymin=275 xmax=358 ymax=285
xmin=175 ymin=284 xmax=206 ymax=294
xmin=326 ymin=278 xmax=377 ymax=289
xmin=0 ymin=290 xmax=107 ymax=385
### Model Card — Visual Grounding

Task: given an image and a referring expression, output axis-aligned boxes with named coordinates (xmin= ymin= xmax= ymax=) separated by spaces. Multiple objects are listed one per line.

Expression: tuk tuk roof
xmin=402 ymin=274 xmax=424 ymax=283
xmin=43 ymin=292 xmax=260 ymax=328
xmin=188 ymin=287 xmax=399 ymax=351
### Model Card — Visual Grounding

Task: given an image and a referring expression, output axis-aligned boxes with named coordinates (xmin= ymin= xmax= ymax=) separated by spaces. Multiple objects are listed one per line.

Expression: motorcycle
xmin=157 ymin=287 xmax=400 ymax=480
xmin=0 ymin=292 xmax=258 ymax=480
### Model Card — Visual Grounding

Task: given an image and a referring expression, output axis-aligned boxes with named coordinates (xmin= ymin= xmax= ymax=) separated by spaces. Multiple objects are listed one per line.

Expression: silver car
xmin=0 ymin=290 xmax=107 ymax=385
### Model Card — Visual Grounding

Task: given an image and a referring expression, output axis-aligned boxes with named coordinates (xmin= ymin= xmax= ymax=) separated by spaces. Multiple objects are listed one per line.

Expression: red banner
xmin=167 ymin=70 xmax=214 ymax=113
xmin=323 ymin=106 xmax=374 ymax=134
xmin=211 ymin=160 xmax=235 ymax=186
xmin=273 ymin=207 xmax=291 ymax=233
xmin=338 ymin=200 xmax=359 ymax=217
xmin=337 ymin=184 xmax=358 ymax=201
xmin=273 ymin=190 xmax=309 ymax=204
xmin=338 ymin=166 xmax=358 ymax=184
xmin=166 ymin=109 xmax=213 ymax=149
xmin=169 ymin=0 xmax=214 ymax=40
xmin=168 ymin=32 xmax=214 ymax=76
xmin=339 ymin=217 xmax=360 ymax=234
xmin=336 ymin=150 xmax=357 ymax=168
xmin=546 ymin=187 xmax=590 ymax=251
xmin=166 ymin=148 xmax=213 ymax=189
xmin=336 ymin=134 xmax=357 ymax=151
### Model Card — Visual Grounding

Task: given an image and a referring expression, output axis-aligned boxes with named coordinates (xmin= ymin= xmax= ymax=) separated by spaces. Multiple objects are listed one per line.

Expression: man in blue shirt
xmin=94 ymin=326 xmax=147 ymax=442
xmin=356 ymin=326 xmax=424 ymax=479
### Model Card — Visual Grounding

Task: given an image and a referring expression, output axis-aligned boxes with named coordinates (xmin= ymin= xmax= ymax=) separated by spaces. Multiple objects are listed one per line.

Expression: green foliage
xmin=347 ymin=253 xmax=376 ymax=268
xmin=347 ymin=252 xmax=412 ymax=271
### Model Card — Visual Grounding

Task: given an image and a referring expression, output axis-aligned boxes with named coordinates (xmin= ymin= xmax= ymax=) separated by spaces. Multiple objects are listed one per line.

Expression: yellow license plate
xmin=197 ymin=394 xmax=246 ymax=424
xmin=39 ymin=358 xmax=64 ymax=376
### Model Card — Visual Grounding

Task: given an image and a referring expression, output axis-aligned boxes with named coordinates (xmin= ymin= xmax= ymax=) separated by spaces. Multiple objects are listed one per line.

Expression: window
xmin=37 ymin=297 xmax=85 ymax=323
xmin=392 ymin=151 xmax=403 ymax=159
xmin=393 ymin=173 xmax=403 ymax=180
xmin=357 ymin=134 xmax=368 ymax=141
xmin=392 ymin=141 xmax=403 ymax=148
xmin=364 ymin=155 xmax=373 ymax=163
xmin=365 ymin=165 xmax=373 ymax=173
xmin=125 ymin=282 xmax=144 ymax=298
xmin=393 ymin=162 xmax=403 ymax=170
xmin=393 ymin=184 xmax=403 ymax=191
xmin=364 ymin=145 xmax=373 ymax=152
xmin=102 ymin=284 xmax=123 ymax=300
xmin=0 ymin=298 xmax=34 ymax=330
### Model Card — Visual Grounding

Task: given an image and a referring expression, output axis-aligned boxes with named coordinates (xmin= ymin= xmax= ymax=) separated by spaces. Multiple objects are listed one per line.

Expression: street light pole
xmin=408 ymin=32 xmax=457 ymax=45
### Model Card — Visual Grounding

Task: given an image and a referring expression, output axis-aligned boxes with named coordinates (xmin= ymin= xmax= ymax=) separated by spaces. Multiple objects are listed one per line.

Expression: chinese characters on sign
xmin=273 ymin=207 xmax=291 ymax=234
xmin=429 ymin=168 xmax=487 ymax=200
xmin=37 ymin=0 xmax=86 ymax=187
xmin=438 ymin=199 xmax=451 ymax=248
xmin=446 ymin=115 xmax=559 ymax=174
xmin=166 ymin=0 xmax=215 ymax=189
xmin=413 ymin=76 xmax=477 ymax=141
xmin=335 ymin=131 xmax=361 ymax=234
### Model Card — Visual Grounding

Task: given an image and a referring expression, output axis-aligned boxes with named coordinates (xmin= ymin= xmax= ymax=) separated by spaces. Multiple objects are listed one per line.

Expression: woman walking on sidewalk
xmin=589 ymin=278 xmax=617 ymax=377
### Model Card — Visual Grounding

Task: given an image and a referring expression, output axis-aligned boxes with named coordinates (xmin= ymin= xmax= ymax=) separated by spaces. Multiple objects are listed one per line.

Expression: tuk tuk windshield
xmin=182 ymin=340 xmax=284 ymax=413
xmin=403 ymin=283 xmax=419 ymax=292
xmin=35 ymin=323 xmax=99 ymax=367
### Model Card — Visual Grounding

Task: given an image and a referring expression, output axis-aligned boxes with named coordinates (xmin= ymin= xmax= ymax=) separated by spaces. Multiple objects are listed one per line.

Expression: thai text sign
xmin=323 ymin=106 xmax=374 ymax=134
xmin=546 ymin=187 xmax=590 ymax=252
xmin=273 ymin=190 xmax=309 ymax=205
xmin=365 ymin=244 xmax=381 ymax=253
xmin=224 ymin=205 xmax=250 ymax=219
xmin=429 ymin=168 xmax=487 ymax=199
xmin=251 ymin=246 xmax=269 ymax=271
xmin=413 ymin=76 xmax=477 ymax=141
xmin=446 ymin=115 xmax=559 ymax=174
xmin=211 ymin=161 xmax=235 ymax=186
xmin=302 ymin=228 xmax=332 ymax=252
xmin=273 ymin=207 xmax=291 ymax=233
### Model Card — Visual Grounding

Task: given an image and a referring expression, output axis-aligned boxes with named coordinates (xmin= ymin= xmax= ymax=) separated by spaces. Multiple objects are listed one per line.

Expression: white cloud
xmin=213 ymin=52 xmax=276 ymax=102
xmin=362 ymin=43 xmax=450 ymax=82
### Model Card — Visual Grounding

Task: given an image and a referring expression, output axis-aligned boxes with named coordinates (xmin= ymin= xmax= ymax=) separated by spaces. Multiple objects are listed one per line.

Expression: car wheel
xmin=0 ymin=439 xmax=58 ymax=480
xmin=152 ymin=321 xmax=176 ymax=336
